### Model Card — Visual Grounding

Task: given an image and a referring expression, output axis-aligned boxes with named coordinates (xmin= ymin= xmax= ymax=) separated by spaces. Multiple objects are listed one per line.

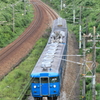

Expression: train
xmin=30 ymin=17 xmax=68 ymax=100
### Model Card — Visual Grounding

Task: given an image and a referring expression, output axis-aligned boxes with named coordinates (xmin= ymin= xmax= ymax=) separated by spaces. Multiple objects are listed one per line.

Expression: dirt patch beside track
xmin=59 ymin=33 xmax=80 ymax=100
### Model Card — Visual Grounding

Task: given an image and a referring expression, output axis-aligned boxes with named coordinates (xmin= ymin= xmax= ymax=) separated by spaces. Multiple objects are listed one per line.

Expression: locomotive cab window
xmin=31 ymin=78 xmax=39 ymax=83
xmin=50 ymin=77 xmax=59 ymax=83
xmin=41 ymin=78 xmax=48 ymax=83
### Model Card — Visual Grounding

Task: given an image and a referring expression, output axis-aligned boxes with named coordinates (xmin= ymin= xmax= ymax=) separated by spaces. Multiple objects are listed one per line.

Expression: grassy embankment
xmin=0 ymin=0 xmax=50 ymax=99
xmin=0 ymin=31 xmax=50 ymax=100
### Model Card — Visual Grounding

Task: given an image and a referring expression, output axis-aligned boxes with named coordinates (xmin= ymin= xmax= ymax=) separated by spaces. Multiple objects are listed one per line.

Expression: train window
xmin=50 ymin=77 xmax=59 ymax=83
xmin=41 ymin=78 xmax=48 ymax=83
xmin=32 ymin=78 xmax=39 ymax=83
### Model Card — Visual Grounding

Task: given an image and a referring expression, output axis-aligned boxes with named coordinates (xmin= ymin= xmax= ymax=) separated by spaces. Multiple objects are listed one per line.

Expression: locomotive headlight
xmin=34 ymin=85 xmax=36 ymax=88
xmin=53 ymin=85 xmax=56 ymax=88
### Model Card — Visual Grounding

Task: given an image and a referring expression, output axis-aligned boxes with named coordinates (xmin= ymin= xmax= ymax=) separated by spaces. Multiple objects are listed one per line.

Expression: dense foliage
xmin=0 ymin=0 xmax=34 ymax=47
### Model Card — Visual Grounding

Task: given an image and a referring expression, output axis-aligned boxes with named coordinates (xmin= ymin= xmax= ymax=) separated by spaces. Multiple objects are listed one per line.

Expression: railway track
xmin=0 ymin=3 xmax=42 ymax=61
xmin=0 ymin=0 xmax=58 ymax=80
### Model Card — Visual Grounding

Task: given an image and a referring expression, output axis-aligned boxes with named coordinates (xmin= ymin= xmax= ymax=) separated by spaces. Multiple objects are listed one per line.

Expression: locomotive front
xmin=31 ymin=72 xmax=60 ymax=99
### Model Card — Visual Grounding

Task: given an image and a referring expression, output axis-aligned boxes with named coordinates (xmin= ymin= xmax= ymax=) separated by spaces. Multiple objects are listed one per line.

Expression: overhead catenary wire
xmin=45 ymin=54 xmax=83 ymax=65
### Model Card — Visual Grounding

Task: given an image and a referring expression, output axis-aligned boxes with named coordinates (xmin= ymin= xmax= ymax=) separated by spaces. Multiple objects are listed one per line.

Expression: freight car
xmin=30 ymin=17 xmax=68 ymax=100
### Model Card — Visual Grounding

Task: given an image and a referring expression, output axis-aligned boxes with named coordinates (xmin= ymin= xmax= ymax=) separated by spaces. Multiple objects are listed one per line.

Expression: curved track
xmin=0 ymin=0 xmax=58 ymax=79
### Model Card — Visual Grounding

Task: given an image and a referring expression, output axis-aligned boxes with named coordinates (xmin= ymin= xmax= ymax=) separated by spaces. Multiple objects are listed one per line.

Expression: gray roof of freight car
xmin=52 ymin=17 xmax=67 ymax=31
xmin=31 ymin=43 xmax=66 ymax=74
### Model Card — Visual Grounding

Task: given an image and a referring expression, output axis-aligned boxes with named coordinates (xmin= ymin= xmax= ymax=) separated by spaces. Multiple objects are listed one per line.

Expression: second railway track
xmin=0 ymin=0 xmax=58 ymax=79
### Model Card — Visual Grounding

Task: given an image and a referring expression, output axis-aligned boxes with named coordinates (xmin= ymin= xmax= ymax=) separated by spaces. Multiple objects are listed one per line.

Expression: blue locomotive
xmin=30 ymin=18 xmax=68 ymax=100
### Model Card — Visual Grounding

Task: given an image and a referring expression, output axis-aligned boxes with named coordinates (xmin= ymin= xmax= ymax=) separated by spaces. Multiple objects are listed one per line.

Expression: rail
xmin=17 ymin=79 xmax=32 ymax=100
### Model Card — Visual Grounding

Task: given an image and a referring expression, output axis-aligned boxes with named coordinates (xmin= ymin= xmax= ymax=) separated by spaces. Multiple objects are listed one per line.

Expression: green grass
xmin=0 ymin=33 xmax=49 ymax=100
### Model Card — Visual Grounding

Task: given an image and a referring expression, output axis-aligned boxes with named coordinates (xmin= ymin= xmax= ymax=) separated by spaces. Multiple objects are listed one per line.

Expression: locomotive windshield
xmin=31 ymin=77 xmax=59 ymax=83
xmin=31 ymin=78 xmax=39 ymax=83
xmin=41 ymin=78 xmax=48 ymax=83
xmin=50 ymin=77 xmax=59 ymax=83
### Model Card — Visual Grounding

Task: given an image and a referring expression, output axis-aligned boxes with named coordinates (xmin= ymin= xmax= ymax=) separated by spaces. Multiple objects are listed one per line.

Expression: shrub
xmin=86 ymin=78 xmax=92 ymax=85
xmin=96 ymin=64 xmax=100 ymax=73
xmin=96 ymin=56 xmax=100 ymax=63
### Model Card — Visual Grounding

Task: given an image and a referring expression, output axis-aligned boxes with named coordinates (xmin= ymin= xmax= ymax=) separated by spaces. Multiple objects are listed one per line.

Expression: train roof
xmin=52 ymin=17 xmax=67 ymax=31
xmin=31 ymin=18 xmax=68 ymax=77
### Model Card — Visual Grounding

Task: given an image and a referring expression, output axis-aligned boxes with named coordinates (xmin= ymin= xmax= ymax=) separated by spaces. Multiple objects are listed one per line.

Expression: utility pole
xmin=24 ymin=0 xmax=26 ymax=14
xmin=82 ymin=34 xmax=86 ymax=100
xmin=92 ymin=26 xmax=96 ymax=100
xmin=61 ymin=0 xmax=62 ymax=10
xmin=73 ymin=0 xmax=75 ymax=23
xmin=73 ymin=9 xmax=75 ymax=23
xmin=86 ymin=17 xmax=89 ymax=35
xmin=11 ymin=4 xmax=15 ymax=33
xmin=79 ymin=6 xmax=82 ymax=49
